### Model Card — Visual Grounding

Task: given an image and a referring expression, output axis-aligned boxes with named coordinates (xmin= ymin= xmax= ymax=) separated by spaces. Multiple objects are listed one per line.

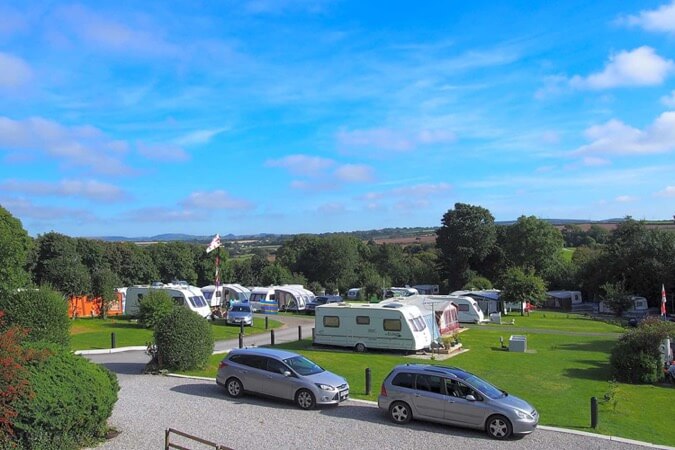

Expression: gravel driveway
xmin=87 ymin=368 xmax=662 ymax=450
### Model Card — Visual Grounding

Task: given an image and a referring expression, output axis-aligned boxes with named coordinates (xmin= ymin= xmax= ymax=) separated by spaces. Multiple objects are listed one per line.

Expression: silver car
xmin=226 ymin=303 xmax=253 ymax=326
xmin=378 ymin=364 xmax=538 ymax=439
xmin=216 ymin=348 xmax=349 ymax=409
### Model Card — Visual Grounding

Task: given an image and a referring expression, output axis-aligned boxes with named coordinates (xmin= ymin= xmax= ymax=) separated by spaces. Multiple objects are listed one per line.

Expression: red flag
xmin=661 ymin=284 xmax=667 ymax=316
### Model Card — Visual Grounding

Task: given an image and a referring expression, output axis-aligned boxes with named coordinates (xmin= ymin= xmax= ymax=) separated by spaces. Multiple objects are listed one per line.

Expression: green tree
xmin=501 ymin=216 xmax=564 ymax=275
xmin=436 ymin=203 xmax=497 ymax=290
xmin=31 ymin=232 xmax=91 ymax=296
xmin=148 ymin=242 xmax=198 ymax=284
xmin=600 ymin=280 xmax=633 ymax=317
xmin=260 ymin=263 xmax=293 ymax=286
xmin=462 ymin=276 xmax=493 ymax=290
xmin=0 ymin=205 xmax=32 ymax=293
xmin=104 ymin=242 xmax=159 ymax=286
xmin=91 ymin=268 xmax=120 ymax=319
xmin=500 ymin=267 xmax=547 ymax=313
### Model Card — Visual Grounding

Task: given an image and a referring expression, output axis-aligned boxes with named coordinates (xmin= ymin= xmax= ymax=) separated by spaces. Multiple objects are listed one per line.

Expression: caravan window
xmin=172 ymin=296 xmax=185 ymax=306
xmin=189 ymin=296 xmax=208 ymax=308
xmin=414 ymin=317 xmax=427 ymax=330
xmin=323 ymin=316 xmax=340 ymax=328
xmin=356 ymin=316 xmax=370 ymax=325
xmin=408 ymin=319 xmax=421 ymax=332
xmin=457 ymin=304 xmax=469 ymax=312
xmin=383 ymin=319 xmax=401 ymax=331
xmin=203 ymin=291 xmax=214 ymax=300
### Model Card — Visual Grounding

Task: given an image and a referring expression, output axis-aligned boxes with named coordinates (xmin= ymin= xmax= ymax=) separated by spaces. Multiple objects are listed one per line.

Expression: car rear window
xmin=391 ymin=372 xmax=414 ymax=389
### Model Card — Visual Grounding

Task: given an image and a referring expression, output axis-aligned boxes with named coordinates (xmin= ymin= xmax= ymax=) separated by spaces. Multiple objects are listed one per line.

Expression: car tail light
xmin=218 ymin=361 xmax=227 ymax=369
xmin=380 ymin=384 xmax=387 ymax=396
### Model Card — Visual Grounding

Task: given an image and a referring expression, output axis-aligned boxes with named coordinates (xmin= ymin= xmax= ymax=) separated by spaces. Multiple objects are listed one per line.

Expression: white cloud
xmin=0 ymin=52 xmax=32 ymax=88
xmin=656 ymin=186 xmax=675 ymax=197
xmin=615 ymin=195 xmax=636 ymax=203
xmin=181 ymin=190 xmax=253 ymax=210
xmin=0 ymin=179 xmax=127 ymax=202
xmin=337 ymin=127 xmax=455 ymax=153
xmin=581 ymin=156 xmax=611 ymax=167
xmin=317 ymin=202 xmax=346 ymax=214
xmin=136 ymin=142 xmax=189 ymax=162
xmin=1 ymin=197 xmax=95 ymax=221
xmin=570 ymin=47 xmax=674 ymax=89
xmin=124 ymin=207 xmax=198 ymax=223
xmin=265 ymin=154 xmax=335 ymax=176
xmin=334 ymin=164 xmax=374 ymax=182
xmin=572 ymin=112 xmax=675 ymax=156
xmin=0 ymin=116 xmax=132 ymax=174
xmin=174 ymin=127 xmax=229 ymax=146
xmin=661 ymin=90 xmax=675 ymax=107
xmin=391 ymin=182 xmax=451 ymax=197
xmin=620 ymin=1 xmax=675 ymax=34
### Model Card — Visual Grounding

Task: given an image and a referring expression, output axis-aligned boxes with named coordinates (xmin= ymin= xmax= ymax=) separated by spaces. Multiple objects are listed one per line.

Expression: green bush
xmin=154 ymin=308 xmax=214 ymax=371
xmin=11 ymin=343 xmax=119 ymax=450
xmin=138 ymin=290 xmax=176 ymax=328
xmin=610 ymin=318 xmax=673 ymax=384
xmin=0 ymin=287 xmax=70 ymax=346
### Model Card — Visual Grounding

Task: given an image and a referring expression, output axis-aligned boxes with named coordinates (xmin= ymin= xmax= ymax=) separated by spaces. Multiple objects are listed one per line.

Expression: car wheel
xmin=389 ymin=401 xmax=412 ymax=424
xmin=486 ymin=415 xmax=512 ymax=439
xmin=225 ymin=378 xmax=243 ymax=398
xmin=295 ymin=389 xmax=316 ymax=410
xmin=354 ymin=343 xmax=367 ymax=353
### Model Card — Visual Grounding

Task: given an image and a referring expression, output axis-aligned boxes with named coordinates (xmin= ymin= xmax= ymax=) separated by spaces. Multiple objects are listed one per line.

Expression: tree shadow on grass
xmin=551 ymin=340 xmax=616 ymax=353
xmin=563 ymin=360 xmax=612 ymax=380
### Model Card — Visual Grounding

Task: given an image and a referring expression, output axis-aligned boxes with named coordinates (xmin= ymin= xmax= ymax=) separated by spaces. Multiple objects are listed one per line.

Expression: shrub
xmin=610 ymin=319 xmax=674 ymax=384
xmin=0 ymin=288 xmax=70 ymax=346
xmin=138 ymin=290 xmax=176 ymax=329
xmin=154 ymin=308 xmax=214 ymax=371
xmin=11 ymin=342 xmax=119 ymax=450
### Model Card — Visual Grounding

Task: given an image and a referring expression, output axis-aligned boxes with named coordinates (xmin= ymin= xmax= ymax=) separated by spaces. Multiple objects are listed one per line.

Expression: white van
xmin=202 ymin=284 xmax=251 ymax=308
xmin=428 ymin=295 xmax=484 ymax=323
xmin=249 ymin=287 xmax=276 ymax=313
xmin=314 ymin=303 xmax=432 ymax=352
xmin=124 ymin=283 xmax=211 ymax=318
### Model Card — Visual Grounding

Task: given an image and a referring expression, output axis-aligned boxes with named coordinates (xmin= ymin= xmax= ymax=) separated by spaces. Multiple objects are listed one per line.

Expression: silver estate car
xmin=378 ymin=364 xmax=538 ymax=439
xmin=216 ymin=348 xmax=349 ymax=409
xmin=226 ymin=303 xmax=253 ymax=326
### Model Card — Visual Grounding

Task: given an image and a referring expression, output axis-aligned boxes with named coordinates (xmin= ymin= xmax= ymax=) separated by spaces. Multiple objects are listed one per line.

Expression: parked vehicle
xmin=440 ymin=295 xmax=485 ymax=324
xmin=227 ymin=303 xmax=253 ymax=326
xmin=216 ymin=348 xmax=349 ymax=409
xmin=385 ymin=287 xmax=419 ymax=298
xmin=313 ymin=302 xmax=432 ymax=352
xmin=249 ymin=287 xmax=276 ymax=313
xmin=124 ymin=283 xmax=211 ymax=318
xmin=378 ymin=364 xmax=538 ymax=439
xmin=347 ymin=288 xmax=361 ymax=300
xmin=305 ymin=295 xmax=343 ymax=315
xmin=202 ymin=284 xmax=251 ymax=308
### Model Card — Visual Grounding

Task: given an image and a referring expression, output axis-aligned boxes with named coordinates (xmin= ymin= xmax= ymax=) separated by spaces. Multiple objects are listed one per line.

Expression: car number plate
xmin=340 ymin=391 xmax=349 ymax=400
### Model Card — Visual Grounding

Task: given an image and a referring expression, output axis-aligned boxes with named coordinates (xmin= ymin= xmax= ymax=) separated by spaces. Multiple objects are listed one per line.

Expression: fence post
xmin=590 ymin=397 xmax=598 ymax=428
xmin=298 ymin=325 xmax=302 ymax=341
xmin=240 ymin=321 xmax=244 ymax=335
xmin=270 ymin=329 xmax=275 ymax=346
xmin=238 ymin=333 xmax=243 ymax=349
xmin=312 ymin=327 xmax=315 ymax=343
xmin=111 ymin=332 xmax=116 ymax=349
xmin=265 ymin=316 xmax=269 ymax=329
xmin=365 ymin=368 xmax=372 ymax=395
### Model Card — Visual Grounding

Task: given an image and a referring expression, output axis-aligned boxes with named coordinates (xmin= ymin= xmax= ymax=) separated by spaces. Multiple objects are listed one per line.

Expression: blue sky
xmin=1 ymin=0 xmax=674 ymax=238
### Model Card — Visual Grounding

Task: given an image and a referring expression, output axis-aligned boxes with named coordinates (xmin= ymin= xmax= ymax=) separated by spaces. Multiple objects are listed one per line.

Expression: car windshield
xmin=231 ymin=305 xmax=250 ymax=312
xmin=464 ymin=374 xmax=505 ymax=399
xmin=283 ymin=355 xmax=323 ymax=376
xmin=315 ymin=298 xmax=328 ymax=304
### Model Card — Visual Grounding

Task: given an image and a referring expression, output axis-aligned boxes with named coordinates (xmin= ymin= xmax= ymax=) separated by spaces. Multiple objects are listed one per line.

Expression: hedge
xmin=0 ymin=288 xmax=70 ymax=347
xmin=155 ymin=308 xmax=214 ymax=371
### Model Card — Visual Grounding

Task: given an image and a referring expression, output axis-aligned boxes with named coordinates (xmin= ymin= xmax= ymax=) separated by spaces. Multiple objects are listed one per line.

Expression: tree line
xmin=1 ymin=203 xmax=674 ymax=308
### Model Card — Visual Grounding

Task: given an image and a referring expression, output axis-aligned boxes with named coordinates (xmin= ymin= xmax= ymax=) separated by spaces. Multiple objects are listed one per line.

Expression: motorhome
xmin=202 ymin=284 xmax=251 ymax=308
xmin=249 ymin=287 xmax=277 ymax=313
xmin=433 ymin=295 xmax=485 ymax=323
xmin=313 ymin=302 xmax=432 ymax=352
xmin=275 ymin=285 xmax=315 ymax=312
xmin=124 ymin=283 xmax=211 ymax=318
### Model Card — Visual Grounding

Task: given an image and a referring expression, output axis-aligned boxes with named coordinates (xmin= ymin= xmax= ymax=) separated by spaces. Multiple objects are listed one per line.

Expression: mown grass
xmin=181 ymin=311 xmax=675 ymax=446
xmin=70 ymin=316 xmax=282 ymax=351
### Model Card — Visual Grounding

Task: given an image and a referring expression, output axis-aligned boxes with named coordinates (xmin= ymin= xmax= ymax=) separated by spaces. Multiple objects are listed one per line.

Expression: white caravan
xmin=598 ymin=296 xmax=649 ymax=316
xmin=429 ymin=295 xmax=485 ymax=323
xmin=202 ymin=284 xmax=251 ymax=308
xmin=275 ymin=285 xmax=315 ymax=312
xmin=347 ymin=288 xmax=361 ymax=300
xmin=249 ymin=287 xmax=276 ymax=313
xmin=124 ymin=283 xmax=211 ymax=318
xmin=313 ymin=302 xmax=432 ymax=352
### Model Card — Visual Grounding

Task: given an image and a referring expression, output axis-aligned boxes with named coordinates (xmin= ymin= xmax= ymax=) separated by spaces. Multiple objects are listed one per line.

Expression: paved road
xmin=84 ymin=314 xmax=669 ymax=450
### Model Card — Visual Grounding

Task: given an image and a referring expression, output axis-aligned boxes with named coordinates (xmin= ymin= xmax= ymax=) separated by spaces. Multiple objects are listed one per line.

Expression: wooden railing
xmin=164 ymin=428 xmax=233 ymax=450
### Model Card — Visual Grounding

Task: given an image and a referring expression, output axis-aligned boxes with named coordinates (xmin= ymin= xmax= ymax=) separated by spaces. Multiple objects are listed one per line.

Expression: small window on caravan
xmin=356 ymin=316 xmax=370 ymax=325
xmin=457 ymin=304 xmax=469 ymax=312
xmin=384 ymin=319 xmax=402 ymax=331
xmin=138 ymin=294 xmax=144 ymax=301
xmin=172 ymin=296 xmax=185 ymax=306
xmin=216 ymin=291 xmax=222 ymax=298
xmin=323 ymin=316 xmax=340 ymax=327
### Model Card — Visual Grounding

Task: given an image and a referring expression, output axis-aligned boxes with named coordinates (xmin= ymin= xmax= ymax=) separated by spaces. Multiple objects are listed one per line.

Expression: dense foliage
xmin=11 ymin=343 xmax=119 ymax=450
xmin=138 ymin=290 xmax=177 ymax=329
xmin=0 ymin=288 xmax=70 ymax=346
xmin=154 ymin=308 xmax=214 ymax=371
xmin=0 ymin=206 xmax=32 ymax=294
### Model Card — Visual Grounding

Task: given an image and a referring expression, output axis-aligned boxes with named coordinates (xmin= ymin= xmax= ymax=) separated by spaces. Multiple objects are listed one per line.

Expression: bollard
xmin=298 ymin=325 xmax=302 ymax=341
xmin=238 ymin=333 xmax=243 ymax=349
xmin=271 ymin=329 xmax=275 ymax=346
xmin=312 ymin=327 xmax=315 ymax=343
xmin=365 ymin=368 xmax=372 ymax=395
xmin=265 ymin=316 xmax=269 ymax=330
xmin=240 ymin=321 xmax=244 ymax=335
xmin=111 ymin=332 xmax=116 ymax=349
xmin=590 ymin=397 xmax=598 ymax=428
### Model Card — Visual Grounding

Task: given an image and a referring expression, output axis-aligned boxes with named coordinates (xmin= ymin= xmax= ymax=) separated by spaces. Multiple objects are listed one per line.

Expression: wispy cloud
xmin=265 ymin=154 xmax=335 ymax=176
xmin=181 ymin=190 xmax=253 ymax=210
xmin=123 ymin=207 xmax=199 ymax=223
xmin=0 ymin=52 xmax=32 ymax=88
xmin=1 ymin=197 xmax=96 ymax=221
xmin=661 ymin=90 xmax=675 ymax=108
xmin=334 ymin=164 xmax=374 ymax=182
xmin=317 ymin=202 xmax=346 ymax=214
xmin=136 ymin=142 xmax=189 ymax=162
xmin=618 ymin=0 xmax=675 ymax=34
xmin=655 ymin=185 xmax=675 ymax=197
xmin=174 ymin=127 xmax=229 ymax=146
xmin=243 ymin=0 xmax=333 ymax=15
xmin=615 ymin=195 xmax=636 ymax=203
xmin=0 ymin=179 xmax=128 ymax=202
xmin=572 ymin=112 xmax=675 ymax=156
xmin=358 ymin=182 xmax=451 ymax=211
xmin=337 ymin=127 xmax=455 ymax=154
xmin=569 ymin=47 xmax=674 ymax=89
xmin=0 ymin=116 xmax=132 ymax=174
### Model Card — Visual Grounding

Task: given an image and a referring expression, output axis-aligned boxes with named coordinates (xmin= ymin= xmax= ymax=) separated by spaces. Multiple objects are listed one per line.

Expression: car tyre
xmin=225 ymin=377 xmax=243 ymax=398
xmin=295 ymin=389 xmax=316 ymax=410
xmin=389 ymin=401 xmax=412 ymax=424
xmin=486 ymin=414 xmax=512 ymax=440
xmin=354 ymin=343 xmax=367 ymax=353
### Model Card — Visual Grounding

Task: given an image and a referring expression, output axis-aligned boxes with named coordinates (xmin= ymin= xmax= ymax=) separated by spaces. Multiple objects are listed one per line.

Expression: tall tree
xmin=31 ymin=232 xmax=91 ymax=296
xmin=501 ymin=215 xmax=564 ymax=275
xmin=500 ymin=267 xmax=547 ymax=313
xmin=0 ymin=206 xmax=32 ymax=293
xmin=436 ymin=203 xmax=497 ymax=291
xmin=91 ymin=268 xmax=120 ymax=319
xmin=148 ymin=242 xmax=198 ymax=284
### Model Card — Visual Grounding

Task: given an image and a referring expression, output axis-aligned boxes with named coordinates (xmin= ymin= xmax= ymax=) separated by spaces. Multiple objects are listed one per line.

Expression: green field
xmin=180 ymin=312 xmax=675 ymax=446
xmin=70 ymin=316 xmax=282 ymax=350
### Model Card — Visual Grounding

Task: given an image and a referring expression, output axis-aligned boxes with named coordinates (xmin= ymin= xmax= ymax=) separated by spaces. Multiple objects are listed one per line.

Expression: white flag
xmin=206 ymin=234 xmax=222 ymax=253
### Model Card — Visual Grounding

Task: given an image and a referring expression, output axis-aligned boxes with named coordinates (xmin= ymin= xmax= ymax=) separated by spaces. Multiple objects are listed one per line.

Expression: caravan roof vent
xmin=382 ymin=303 xmax=404 ymax=308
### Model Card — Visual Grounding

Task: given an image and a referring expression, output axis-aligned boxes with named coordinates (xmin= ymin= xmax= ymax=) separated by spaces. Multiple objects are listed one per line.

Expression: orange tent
xmin=68 ymin=292 xmax=124 ymax=318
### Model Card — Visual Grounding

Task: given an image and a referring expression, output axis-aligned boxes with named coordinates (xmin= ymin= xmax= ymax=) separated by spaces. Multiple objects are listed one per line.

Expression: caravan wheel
xmin=354 ymin=343 xmax=367 ymax=353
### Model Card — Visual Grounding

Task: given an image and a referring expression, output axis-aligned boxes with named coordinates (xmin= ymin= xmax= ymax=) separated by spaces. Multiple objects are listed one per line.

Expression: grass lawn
xmin=70 ymin=316 xmax=282 ymax=351
xmin=180 ymin=311 xmax=675 ymax=446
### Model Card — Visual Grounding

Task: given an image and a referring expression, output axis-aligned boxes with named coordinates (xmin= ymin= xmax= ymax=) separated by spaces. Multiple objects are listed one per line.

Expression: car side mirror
xmin=465 ymin=394 xmax=476 ymax=402
xmin=283 ymin=370 xmax=292 ymax=377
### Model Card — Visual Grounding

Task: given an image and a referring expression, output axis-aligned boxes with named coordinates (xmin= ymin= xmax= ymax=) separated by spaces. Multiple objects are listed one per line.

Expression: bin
xmin=509 ymin=335 xmax=527 ymax=352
